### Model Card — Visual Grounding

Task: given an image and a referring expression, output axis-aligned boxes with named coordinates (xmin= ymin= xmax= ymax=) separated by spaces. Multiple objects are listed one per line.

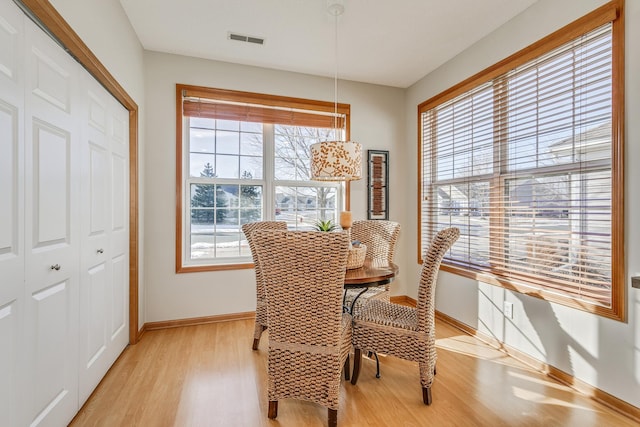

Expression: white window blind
xmin=420 ymin=22 xmax=617 ymax=308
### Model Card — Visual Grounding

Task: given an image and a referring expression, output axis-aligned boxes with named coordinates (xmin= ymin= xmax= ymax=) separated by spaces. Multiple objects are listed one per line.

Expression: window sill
xmin=176 ymin=262 xmax=254 ymax=274
xmin=438 ymin=263 xmax=625 ymax=322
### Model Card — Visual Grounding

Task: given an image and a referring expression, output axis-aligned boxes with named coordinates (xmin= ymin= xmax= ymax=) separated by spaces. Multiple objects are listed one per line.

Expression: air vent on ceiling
xmin=228 ymin=32 xmax=265 ymax=45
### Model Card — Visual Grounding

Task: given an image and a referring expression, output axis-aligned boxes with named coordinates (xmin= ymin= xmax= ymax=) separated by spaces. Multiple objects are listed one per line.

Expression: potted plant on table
xmin=313 ymin=219 xmax=338 ymax=232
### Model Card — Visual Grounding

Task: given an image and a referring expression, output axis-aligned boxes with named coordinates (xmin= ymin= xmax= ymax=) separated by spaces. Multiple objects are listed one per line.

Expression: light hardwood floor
xmin=70 ymin=318 xmax=636 ymax=426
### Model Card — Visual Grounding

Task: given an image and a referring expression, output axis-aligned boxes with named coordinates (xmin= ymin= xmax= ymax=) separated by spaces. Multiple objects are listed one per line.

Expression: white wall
xmin=49 ymin=0 xmax=147 ymax=328
xmin=405 ymin=0 xmax=640 ymax=407
xmin=143 ymin=52 xmax=406 ymax=322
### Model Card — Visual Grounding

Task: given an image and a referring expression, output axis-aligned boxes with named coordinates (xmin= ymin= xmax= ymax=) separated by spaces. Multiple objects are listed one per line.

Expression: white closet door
xmin=23 ymin=16 xmax=80 ymax=427
xmin=78 ymin=74 xmax=129 ymax=404
xmin=106 ymin=91 xmax=129 ymax=364
xmin=0 ymin=3 xmax=25 ymax=426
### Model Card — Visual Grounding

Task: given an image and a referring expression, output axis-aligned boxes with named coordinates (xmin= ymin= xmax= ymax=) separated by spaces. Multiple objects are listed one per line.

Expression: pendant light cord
xmin=328 ymin=2 xmax=344 ymax=140
xmin=333 ymin=8 xmax=339 ymax=138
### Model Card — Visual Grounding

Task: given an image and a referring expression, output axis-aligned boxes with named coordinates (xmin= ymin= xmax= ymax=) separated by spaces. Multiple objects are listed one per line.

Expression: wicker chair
xmin=350 ymin=227 xmax=460 ymax=405
xmin=241 ymin=221 xmax=288 ymax=350
xmin=343 ymin=220 xmax=400 ymax=312
xmin=253 ymin=230 xmax=352 ymax=427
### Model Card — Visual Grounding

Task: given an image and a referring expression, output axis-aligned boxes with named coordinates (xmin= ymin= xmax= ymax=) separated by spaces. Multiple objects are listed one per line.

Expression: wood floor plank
xmin=70 ymin=318 xmax=637 ymax=427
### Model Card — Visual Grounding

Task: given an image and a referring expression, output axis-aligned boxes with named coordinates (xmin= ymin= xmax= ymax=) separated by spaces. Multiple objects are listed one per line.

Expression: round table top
xmin=343 ymin=260 xmax=399 ymax=288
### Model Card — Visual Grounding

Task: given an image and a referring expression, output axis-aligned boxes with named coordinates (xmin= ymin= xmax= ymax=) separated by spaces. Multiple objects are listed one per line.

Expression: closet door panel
xmin=79 ymin=76 xmax=111 ymax=403
xmin=79 ymin=75 xmax=128 ymax=403
xmin=24 ymin=18 xmax=79 ymax=427
xmin=107 ymin=96 xmax=129 ymax=361
xmin=82 ymin=90 xmax=109 ymax=267
xmin=79 ymin=262 xmax=108 ymax=390
xmin=111 ymin=252 xmax=127 ymax=341
xmin=29 ymin=280 xmax=75 ymax=427
xmin=0 ymin=300 xmax=20 ymax=427
xmin=0 ymin=3 xmax=24 ymax=426
xmin=0 ymin=99 xmax=22 ymax=300
xmin=0 ymin=0 xmax=21 ymax=84
xmin=111 ymin=151 xmax=127 ymax=245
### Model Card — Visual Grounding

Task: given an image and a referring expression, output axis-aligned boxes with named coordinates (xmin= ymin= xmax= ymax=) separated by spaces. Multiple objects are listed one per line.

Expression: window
xmin=418 ymin=1 xmax=624 ymax=320
xmin=177 ymin=85 xmax=351 ymax=272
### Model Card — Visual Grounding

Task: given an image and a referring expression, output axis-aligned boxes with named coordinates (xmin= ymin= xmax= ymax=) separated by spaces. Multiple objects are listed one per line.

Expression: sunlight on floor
xmin=511 ymin=386 xmax=597 ymax=411
xmin=436 ymin=334 xmax=522 ymax=368
xmin=508 ymin=370 xmax=571 ymax=392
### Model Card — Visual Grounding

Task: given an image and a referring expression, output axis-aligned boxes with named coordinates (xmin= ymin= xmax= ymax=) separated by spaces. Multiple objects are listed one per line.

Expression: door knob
xmin=97 ymin=248 xmax=104 ymax=254
xmin=50 ymin=264 xmax=61 ymax=271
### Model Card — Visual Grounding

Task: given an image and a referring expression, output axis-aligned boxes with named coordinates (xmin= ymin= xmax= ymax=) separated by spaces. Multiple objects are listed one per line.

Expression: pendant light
xmin=310 ymin=1 xmax=362 ymax=182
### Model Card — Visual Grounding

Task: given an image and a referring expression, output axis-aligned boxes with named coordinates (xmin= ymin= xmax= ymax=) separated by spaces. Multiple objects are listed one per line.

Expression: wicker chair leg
xmin=268 ymin=401 xmax=278 ymax=419
xmin=422 ymin=387 xmax=432 ymax=405
xmin=328 ymin=408 xmax=337 ymax=427
xmin=344 ymin=354 xmax=351 ymax=381
xmin=252 ymin=324 xmax=267 ymax=350
xmin=350 ymin=348 xmax=362 ymax=385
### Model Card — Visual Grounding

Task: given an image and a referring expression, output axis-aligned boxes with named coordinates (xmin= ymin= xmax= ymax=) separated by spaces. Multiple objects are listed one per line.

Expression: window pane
xmin=190 ymin=208 xmax=214 ymax=224
xmin=274 ymin=157 xmax=296 ymax=180
xmin=240 ymin=156 xmax=263 ymax=180
xmin=506 ymin=28 xmax=612 ymax=172
xmin=275 ymin=186 xmax=337 ymax=229
xmin=215 ymin=154 xmax=240 ymax=178
xmin=240 ymin=185 xmax=262 ymax=207
xmin=216 ymin=212 xmax=242 ymax=259
xmin=434 ymin=182 xmax=490 ymax=267
xmin=240 ymin=132 xmax=263 ymax=156
xmin=190 ymin=231 xmax=215 ymax=260
xmin=190 ymin=117 xmax=215 ymax=129
xmin=218 ymin=185 xmax=239 ymax=208
xmin=189 ymin=182 xmax=263 ymax=260
xmin=217 ymin=130 xmax=240 ymax=155
xmin=191 ymin=183 xmax=215 ymax=207
xmin=274 ymin=125 xmax=326 ymax=181
xmin=190 ymin=128 xmax=215 ymax=154
xmin=190 ymin=154 xmax=215 ymax=178
xmin=504 ymin=172 xmax=611 ymax=291
xmin=217 ymin=119 xmax=240 ymax=131
xmin=241 ymin=208 xmax=262 ymax=224
xmin=218 ymin=208 xmax=238 ymax=225
xmin=435 ymin=85 xmax=493 ymax=180
xmin=241 ymin=121 xmax=262 ymax=132
xmin=296 ymin=158 xmax=312 ymax=180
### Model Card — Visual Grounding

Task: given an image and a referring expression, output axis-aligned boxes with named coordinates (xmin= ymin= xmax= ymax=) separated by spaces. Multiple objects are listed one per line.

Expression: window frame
xmin=176 ymin=85 xmax=352 ymax=273
xmin=417 ymin=0 xmax=625 ymax=321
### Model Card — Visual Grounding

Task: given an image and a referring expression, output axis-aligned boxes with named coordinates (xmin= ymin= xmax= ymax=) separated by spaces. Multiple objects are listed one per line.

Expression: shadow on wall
xmin=475 ymin=285 xmax=598 ymax=384
xmin=511 ymin=291 xmax=600 ymax=386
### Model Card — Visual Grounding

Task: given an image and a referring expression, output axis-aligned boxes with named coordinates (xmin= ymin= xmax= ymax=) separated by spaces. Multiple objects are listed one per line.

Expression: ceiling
xmin=119 ymin=0 xmax=539 ymax=88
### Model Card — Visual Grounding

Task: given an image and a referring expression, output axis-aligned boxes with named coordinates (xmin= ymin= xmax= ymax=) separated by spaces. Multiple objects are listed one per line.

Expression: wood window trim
xmin=416 ymin=0 xmax=625 ymax=321
xmin=176 ymin=84 xmax=352 ymax=273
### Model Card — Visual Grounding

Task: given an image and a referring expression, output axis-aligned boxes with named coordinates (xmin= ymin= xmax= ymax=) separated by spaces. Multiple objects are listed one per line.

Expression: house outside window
xmin=177 ymin=85 xmax=350 ymax=272
xmin=418 ymin=2 xmax=624 ymax=320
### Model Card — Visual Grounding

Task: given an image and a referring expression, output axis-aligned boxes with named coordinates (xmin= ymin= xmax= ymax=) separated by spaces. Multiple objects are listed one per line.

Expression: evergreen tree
xmin=191 ymin=163 xmax=216 ymax=223
xmin=240 ymin=171 xmax=261 ymax=222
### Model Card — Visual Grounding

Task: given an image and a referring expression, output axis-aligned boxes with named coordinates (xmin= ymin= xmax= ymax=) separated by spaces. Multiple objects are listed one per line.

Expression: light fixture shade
xmin=310 ymin=140 xmax=362 ymax=181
